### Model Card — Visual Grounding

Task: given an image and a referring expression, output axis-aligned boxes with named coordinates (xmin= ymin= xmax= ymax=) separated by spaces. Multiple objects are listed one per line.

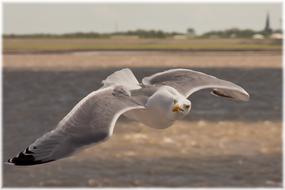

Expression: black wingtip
xmin=5 ymin=159 xmax=15 ymax=165
xmin=7 ymin=151 xmax=54 ymax=166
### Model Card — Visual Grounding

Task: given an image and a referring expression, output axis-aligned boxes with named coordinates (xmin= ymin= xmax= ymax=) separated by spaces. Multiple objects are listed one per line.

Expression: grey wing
xmin=101 ymin=68 xmax=141 ymax=90
xmin=142 ymin=68 xmax=249 ymax=101
xmin=7 ymin=86 xmax=145 ymax=166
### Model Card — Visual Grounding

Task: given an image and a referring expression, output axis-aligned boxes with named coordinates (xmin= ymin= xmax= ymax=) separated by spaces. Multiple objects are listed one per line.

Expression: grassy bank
xmin=3 ymin=38 xmax=282 ymax=53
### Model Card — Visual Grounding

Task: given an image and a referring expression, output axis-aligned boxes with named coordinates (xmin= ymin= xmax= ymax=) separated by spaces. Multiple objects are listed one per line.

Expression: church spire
xmin=264 ymin=12 xmax=272 ymax=33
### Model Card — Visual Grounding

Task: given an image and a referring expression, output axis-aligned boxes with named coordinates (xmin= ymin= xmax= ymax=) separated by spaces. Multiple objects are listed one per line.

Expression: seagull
xmin=7 ymin=68 xmax=249 ymax=166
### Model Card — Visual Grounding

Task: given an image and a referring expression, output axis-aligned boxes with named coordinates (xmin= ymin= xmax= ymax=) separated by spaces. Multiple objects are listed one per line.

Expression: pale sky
xmin=3 ymin=3 xmax=282 ymax=35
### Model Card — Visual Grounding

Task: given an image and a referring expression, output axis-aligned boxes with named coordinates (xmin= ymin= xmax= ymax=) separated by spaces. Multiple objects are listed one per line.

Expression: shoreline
xmin=3 ymin=49 xmax=282 ymax=55
xmin=3 ymin=50 xmax=282 ymax=70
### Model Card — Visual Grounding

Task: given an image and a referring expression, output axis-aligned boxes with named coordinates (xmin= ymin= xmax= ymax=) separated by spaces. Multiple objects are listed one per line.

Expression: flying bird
xmin=7 ymin=68 xmax=249 ymax=165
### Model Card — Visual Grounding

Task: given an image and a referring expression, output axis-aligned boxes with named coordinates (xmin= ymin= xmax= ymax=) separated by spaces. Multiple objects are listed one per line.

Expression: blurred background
xmin=3 ymin=2 xmax=282 ymax=187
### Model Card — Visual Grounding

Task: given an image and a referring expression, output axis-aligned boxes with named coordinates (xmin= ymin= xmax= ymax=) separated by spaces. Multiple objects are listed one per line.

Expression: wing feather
xmin=142 ymin=68 xmax=249 ymax=101
xmin=8 ymin=86 xmax=144 ymax=165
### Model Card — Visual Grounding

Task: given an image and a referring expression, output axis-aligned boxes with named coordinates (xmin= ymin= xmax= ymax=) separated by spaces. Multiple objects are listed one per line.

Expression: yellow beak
xmin=172 ymin=104 xmax=184 ymax=112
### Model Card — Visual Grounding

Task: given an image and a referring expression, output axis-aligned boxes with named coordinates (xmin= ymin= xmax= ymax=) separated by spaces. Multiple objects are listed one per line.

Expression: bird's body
xmin=7 ymin=68 xmax=249 ymax=166
xmin=125 ymin=85 xmax=191 ymax=129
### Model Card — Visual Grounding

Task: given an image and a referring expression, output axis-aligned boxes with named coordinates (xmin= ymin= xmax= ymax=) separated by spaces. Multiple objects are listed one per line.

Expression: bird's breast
xmin=124 ymin=108 xmax=175 ymax=129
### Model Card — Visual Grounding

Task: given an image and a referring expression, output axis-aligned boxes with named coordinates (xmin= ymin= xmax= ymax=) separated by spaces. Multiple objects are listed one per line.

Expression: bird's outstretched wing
xmin=101 ymin=68 xmax=141 ymax=90
xmin=7 ymin=86 xmax=145 ymax=166
xmin=142 ymin=69 xmax=249 ymax=101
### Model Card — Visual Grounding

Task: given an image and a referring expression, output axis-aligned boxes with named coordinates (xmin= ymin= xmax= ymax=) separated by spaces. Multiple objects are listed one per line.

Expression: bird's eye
xmin=184 ymin=104 xmax=190 ymax=109
xmin=173 ymin=99 xmax=178 ymax=104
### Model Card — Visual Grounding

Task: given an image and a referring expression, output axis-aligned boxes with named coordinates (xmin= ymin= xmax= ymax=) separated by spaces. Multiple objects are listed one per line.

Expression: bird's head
xmin=146 ymin=86 xmax=191 ymax=119
xmin=171 ymin=97 xmax=191 ymax=116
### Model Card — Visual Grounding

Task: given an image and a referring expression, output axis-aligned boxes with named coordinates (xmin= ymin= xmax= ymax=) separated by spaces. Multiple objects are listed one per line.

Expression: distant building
xmin=264 ymin=12 xmax=273 ymax=34
xmin=253 ymin=12 xmax=274 ymax=39
xmin=270 ymin=33 xmax=283 ymax=40
xmin=252 ymin=34 xmax=265 ymax=40
xmin=173 ymin=35 xmax=187 ymax=40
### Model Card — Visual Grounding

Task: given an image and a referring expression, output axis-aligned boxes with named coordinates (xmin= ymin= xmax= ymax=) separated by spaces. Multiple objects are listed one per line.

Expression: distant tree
xmin=273 ymin=29 xmax=282 ymax=33
xmin=3 ymin=29 xmax=184 ymax=39
xmin=187 ymin=28 xmax=195 ymax=35
xmin=201 ymin=28 xmax=257 ymax=39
